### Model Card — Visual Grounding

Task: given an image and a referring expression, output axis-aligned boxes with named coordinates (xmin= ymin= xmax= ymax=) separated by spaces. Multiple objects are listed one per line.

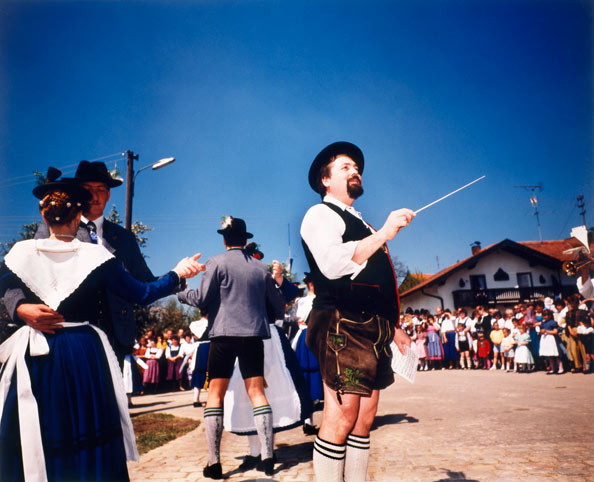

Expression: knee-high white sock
xmin=248 ymin=434 xmax=261 ymax=457
xmin=253 ymin=404 xmax=274 ymax=461
xmin=204 ymin=407 xmax=224 ymax=465
xmin=344 ymin=433 xmax=370 ymax=482
xmin=193 ymin=387 xmax=200 ymax=402
xmin=313 ymin=436 xmax=346 ymax=482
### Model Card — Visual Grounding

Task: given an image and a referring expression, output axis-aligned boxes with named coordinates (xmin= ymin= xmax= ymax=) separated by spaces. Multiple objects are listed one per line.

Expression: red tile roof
xmin=399 ymin=237 xmax=591 ymax=298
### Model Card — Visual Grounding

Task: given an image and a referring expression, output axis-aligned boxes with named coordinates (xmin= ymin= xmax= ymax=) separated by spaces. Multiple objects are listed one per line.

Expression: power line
xmin=0 ymin=151 xmax=124 ymax=188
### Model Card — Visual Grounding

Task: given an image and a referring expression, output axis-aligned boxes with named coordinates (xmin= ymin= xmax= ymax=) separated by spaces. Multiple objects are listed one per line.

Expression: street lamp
xmin=124 ymin=150 xmax=175 ymax=231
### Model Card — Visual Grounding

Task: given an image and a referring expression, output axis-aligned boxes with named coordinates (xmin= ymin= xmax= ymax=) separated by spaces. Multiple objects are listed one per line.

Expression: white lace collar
xmin=4 ymin=238 xmax=114 ymax=310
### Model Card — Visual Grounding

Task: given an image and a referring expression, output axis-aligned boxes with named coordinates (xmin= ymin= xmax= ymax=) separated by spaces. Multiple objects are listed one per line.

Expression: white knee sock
xmin=313 ymin=436 xmax=346 ymax=482
xmin=193 ymin=387 xmax=200 ymax=402
xmin=204 ymin=407 xmax=224 ymax=465
xmin=344 ymin=433 xmax=370 ymax=482
xmin=253 ymin=404 xmax=274 ymax=460
xmin=248 ymin=434 xmax=261 ymax=457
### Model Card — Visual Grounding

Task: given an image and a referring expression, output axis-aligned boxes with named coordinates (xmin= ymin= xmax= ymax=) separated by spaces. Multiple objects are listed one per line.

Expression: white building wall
xmin=400 ymin=248 xmax=572 ymax=313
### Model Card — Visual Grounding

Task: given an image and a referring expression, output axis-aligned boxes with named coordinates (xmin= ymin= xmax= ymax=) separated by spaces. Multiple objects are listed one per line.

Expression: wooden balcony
xmin=452 ymin=285 xmax=577 ymax=308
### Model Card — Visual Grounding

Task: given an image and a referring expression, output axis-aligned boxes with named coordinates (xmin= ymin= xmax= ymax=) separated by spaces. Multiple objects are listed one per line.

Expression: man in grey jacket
xmin=178 ymin=216 xmax=287 ymax=479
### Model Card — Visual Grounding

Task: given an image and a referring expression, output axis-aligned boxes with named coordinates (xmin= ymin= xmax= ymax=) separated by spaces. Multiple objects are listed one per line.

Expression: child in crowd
xmin=538 ymin=309 xmax=563 ymax=374
xmin=501 ymin=327 xmax=516 ymax=372
xmin=142 ymin=338 xmax=163 ymax=392
xmin=476 ymin=331 xmax=491 ymax=369
xmin=455 ymin=321 xmax=472 ymax=369
xmin=490 ymin=321 xmax=504 ymax=370
xmin=165 ymin=335 xmax=185 ymax=391
xmin=514 ymin=324 xmax=534 ymax=373
xmin=415 ymin=321 xmax=429 ymax=371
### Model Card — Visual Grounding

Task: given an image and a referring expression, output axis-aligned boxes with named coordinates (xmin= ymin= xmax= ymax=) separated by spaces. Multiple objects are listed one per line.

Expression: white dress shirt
xmin=81 ymin=215 xmax=105 ymax=246
xmin=300 ymin=195 xmax=370 ymax=280
xmin=578 ymin=275 xmax=594 ymax=299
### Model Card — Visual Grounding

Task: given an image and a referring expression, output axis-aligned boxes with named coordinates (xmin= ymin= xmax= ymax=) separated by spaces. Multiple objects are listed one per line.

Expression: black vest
xmin=302 ymin=202 xmax=399 ymax=323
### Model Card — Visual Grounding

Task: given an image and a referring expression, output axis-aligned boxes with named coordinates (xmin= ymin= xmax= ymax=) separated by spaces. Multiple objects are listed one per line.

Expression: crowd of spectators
xmin=132 ymin=328 xmax=200 ymax=394
xmin=127 ymin=292 xmax=594 ymax=399
xmin=401 ymin=294 xmax=594 ymax=374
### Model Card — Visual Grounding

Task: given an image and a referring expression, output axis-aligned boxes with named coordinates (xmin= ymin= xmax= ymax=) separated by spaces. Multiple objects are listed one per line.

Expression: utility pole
xmin=514 ymin=184 xmax=543 ymax=242
xmin=125 ymin=150 xmax=138 ymax=231
xmin=118 ymin=150 xmax=175 ymax=232
xmin=577 ymin=194 xmax=587 ymax=227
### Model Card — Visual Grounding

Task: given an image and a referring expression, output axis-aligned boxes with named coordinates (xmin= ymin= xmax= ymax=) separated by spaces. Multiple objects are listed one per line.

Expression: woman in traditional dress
xmin=290 ymin=273 xmax=323 ymax=433
xmin=0 ymin=169 xmax=202 ymax=482
xmin=426 ymin=317 xmax=444 ymax=369
xmin=187 ymin=317 xmax=211 ymax=407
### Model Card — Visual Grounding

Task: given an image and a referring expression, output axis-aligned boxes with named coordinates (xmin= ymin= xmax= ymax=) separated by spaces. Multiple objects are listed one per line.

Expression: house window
xmin=517 ymin=272 xmax=533 ymax=288
xmin=493 ymin=268 xmax=509 ymax=281
xmin=469 ymin=275 xmax=487 ymax=290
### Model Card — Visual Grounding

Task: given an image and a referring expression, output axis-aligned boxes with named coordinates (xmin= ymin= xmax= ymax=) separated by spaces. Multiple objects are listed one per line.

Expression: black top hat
xmin=217 ymin=216 xmax=254 ymax=240
xmin=33 ymin=167 xmax=92 ymax=202
xmin=308 ymin=141 xmax=364 ymax=193
xmin=74 ymin=160 xmax=123 ymax=188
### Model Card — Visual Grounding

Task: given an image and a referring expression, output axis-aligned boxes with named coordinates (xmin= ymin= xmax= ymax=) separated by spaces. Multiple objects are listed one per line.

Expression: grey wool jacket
xmin=177 ymin=248 xmax=286 ymax=339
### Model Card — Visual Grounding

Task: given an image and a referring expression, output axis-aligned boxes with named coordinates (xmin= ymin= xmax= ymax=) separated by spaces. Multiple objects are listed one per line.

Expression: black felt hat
xmin=308 ymin=141 xmax=364 ymax=193
xmin=217 ymin=216 xmax=253 ymax=240
xmin=33 ymin=167 xmax=92 ymax=202
xmin=74 ymin=160 xmax=123 ymax=188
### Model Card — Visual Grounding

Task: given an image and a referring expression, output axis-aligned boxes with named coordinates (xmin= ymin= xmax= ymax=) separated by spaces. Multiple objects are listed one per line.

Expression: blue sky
xmin=1 ymin=0 xmax=592 ymax=288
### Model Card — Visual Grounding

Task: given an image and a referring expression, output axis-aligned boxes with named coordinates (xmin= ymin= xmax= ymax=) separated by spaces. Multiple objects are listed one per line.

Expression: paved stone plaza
xmin=128 ymin=370 xmax=593 ymax=481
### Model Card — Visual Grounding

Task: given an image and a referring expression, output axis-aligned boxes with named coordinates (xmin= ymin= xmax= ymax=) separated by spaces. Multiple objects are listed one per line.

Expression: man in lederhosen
xmin=300 ymin=142 xmax=415 ymax=482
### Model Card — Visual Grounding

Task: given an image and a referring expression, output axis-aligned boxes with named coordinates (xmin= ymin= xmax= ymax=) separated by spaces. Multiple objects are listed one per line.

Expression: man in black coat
xmin=2 ymin=161 xmax=155 ymax=360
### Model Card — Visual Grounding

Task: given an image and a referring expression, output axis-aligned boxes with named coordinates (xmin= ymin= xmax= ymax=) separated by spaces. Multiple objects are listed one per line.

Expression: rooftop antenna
xmin=514 ymin=184 xmax=543 ymax=242
xmin=577 ymin=194 xmax=588 ymax=228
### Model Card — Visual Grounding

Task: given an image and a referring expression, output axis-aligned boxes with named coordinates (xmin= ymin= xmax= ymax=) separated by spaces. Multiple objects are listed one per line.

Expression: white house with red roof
xmin=399 ymin=238 xmax=586 ymax=312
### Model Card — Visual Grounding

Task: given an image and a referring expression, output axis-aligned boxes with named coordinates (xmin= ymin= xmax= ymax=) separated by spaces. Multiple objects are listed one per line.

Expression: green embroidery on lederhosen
xmin=328 ymin=333 xmax=346 ymax=351
xmin=343 ymin=367 xmax=362 ymax=388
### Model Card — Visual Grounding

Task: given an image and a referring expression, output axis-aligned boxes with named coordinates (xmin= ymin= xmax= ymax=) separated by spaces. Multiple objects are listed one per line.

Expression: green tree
xmin=138 ymin=298 xmax=200 ymax=337
xmin=398 ymin=270 xmax=426 ymax=293
xmin=105 ymin=204 xmax=153 ymax=249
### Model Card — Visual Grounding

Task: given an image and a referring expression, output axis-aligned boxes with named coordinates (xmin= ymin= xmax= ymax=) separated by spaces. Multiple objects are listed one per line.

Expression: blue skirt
xmin=0 ymin=325 xmax=129 ymax=482
xmin=443 ymin=331 xmax=460 ymax=361
xmin=191 ymin=342 xmax=210 ymax=389
xmin=294 ymin=329 xmax=324 ymax=402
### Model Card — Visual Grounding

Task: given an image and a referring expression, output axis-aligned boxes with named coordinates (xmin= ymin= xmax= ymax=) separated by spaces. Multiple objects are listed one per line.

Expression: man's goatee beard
xmin=347 ymin=181 xmax=364 ymax=199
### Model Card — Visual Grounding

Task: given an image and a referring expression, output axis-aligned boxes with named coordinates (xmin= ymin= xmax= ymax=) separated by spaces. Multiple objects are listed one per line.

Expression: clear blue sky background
xmin=1 ymin=0 xmax=592 ymax=288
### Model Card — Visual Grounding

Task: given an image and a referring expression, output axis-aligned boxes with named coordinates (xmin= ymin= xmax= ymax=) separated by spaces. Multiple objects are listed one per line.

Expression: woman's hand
xmin=16 ymin=303 xmax=63 ymax=334
xmin=174 ymin=253 xmax=205 ymax=279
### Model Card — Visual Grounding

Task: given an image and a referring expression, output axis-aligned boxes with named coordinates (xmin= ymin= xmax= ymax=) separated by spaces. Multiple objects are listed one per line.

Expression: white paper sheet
xmin=390 ymin=343 xmax=419 ymax=384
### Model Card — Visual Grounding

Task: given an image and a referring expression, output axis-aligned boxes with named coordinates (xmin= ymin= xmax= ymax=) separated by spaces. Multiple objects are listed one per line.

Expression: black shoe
xmin=238 ymin=455 xmax=260 ymax=471
xmin=193 ymin=401 xmax=203 ymax=408
xmin=302 ymin=423 xmax=319 ymax=436
xmin=203 ymin=463 xmax=223 ymax=479
xmin=260 ymin=457 xmax=275 ymax=476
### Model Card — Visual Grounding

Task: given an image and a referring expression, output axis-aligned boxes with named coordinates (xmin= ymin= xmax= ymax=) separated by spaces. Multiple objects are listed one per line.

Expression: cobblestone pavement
xmin=128 ymin=370 xmax=594 ymax=481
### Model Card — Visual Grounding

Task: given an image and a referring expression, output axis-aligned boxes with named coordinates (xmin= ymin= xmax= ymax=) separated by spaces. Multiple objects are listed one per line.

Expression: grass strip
xmin=132 ymin=412 xmax=200 ymax=455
